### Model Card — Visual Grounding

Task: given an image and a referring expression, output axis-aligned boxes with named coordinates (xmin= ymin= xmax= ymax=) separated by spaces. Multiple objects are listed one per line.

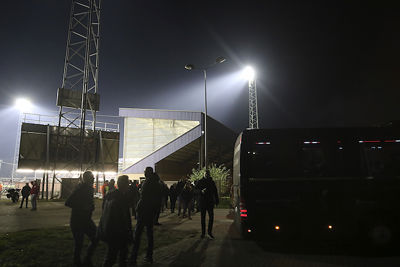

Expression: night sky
xmin=0 ymin=0 xmax=399 ymax=162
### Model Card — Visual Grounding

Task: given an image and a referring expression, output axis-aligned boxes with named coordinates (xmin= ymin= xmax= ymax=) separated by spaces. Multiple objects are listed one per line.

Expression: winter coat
xmin=181 ymin=186 xmax=194 ymax=202
xmin=21 ymin=185 xmax=31 ymax=197
xmin=65 ymin=183 xmax=95 ymax=228
xmin=136 ymin=174 xmax=162 ymax=221
xmin=195 ymin=177 xmax=219 ymax=207
xmin=98 ymin=189 xmax=132 ymax=243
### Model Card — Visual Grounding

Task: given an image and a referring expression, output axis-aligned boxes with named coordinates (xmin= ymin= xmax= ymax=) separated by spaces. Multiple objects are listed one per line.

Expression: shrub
xmin=189 ymin=164 xmax=231 ymax=197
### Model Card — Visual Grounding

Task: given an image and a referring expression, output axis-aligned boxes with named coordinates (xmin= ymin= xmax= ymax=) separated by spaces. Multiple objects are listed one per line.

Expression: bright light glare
xmin=16 ymin=169 xmax=35 ymax=173
xmin=15 ymin=98 xmax=33 ymax=112
xmin=242 ymin=66 xmax=255 ymax=81
xmin=275 ymin=225 xmax=280 ymax=230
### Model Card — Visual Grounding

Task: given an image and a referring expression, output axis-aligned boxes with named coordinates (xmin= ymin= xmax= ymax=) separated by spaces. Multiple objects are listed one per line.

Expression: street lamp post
xmin=185 ymin=56 xmax=226 ymax=170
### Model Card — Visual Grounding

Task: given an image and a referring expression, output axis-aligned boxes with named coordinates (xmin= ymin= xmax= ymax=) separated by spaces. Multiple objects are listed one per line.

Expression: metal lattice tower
xmin=248 ymin=78 xmax=259 ymax=129
xmin=60 ymin=0 xmax=101 ymax=130
xmin=52 ymin=0 xmax=102 ymax=188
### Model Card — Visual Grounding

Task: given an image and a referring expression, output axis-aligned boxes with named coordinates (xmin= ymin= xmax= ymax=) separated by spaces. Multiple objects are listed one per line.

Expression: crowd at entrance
xmin=65 ymin=168 xmax=219 ymax=267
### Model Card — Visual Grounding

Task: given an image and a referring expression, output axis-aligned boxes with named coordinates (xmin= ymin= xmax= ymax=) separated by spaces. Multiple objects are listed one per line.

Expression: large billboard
xmin=18 ymin=123 xmax=119 ymax=172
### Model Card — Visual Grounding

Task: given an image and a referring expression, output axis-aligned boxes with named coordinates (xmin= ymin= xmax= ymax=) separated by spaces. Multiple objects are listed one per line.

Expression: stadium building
xmin=119 ymin=108 xmax=237 ymax=182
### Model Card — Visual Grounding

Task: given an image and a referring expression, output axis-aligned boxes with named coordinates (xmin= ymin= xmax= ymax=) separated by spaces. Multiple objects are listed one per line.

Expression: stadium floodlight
xmin=243 ymin=66 xmax=255 ymax=81
xmin=15 ymin=98 xmax=33 ymax=113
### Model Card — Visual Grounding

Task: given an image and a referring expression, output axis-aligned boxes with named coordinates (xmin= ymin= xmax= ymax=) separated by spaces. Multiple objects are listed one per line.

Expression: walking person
xmin=101 ymin=180 xmax=109 ymax=198
xmin=153 ymin=174 xmax=163 ymax=226
xmin=19 ymin=183 xmax=31 ymax=209
xmin=98 ymin=175 xmax=132 ymax=267
xmin=160 ymin=180 xmax=168 ymax=213
xmin=176 ymin=178 xmax=185 ymax=216
xmin=169 ymin=183 xmax=177 ymax=213
xmin=196 ymin=170 xmax=219 ymax=239
xmin=181 ymin=182 xmax=194 ymax=219
xmin=65 ymin=171 xmax=98 ymax=267
xmin=30 ymin=181 xmax=39 ymax=211
xmin=129 ymin=167 xmax=162 ymax=265
xmin=108 ymin=179 xmax=117 ymax=192
xmin=128 ymin=180 xmax=139 ymax=219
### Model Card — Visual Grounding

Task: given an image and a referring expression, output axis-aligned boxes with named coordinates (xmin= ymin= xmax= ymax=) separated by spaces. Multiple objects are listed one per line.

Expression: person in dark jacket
xmin=98 ymin=175 xmax=132 ymax=267
xmin=195 ymin=170 xmax=219 ymax=239
xmin=19 ymin=183 xmax=31 ymax=208
xmin=65 ymin=171 xmax=98 ymax=267
xmin=153 ymin=175 xmax=165 ymax=225
xmin=193 ymin=180 xmax=201 ymax=212
xmin=181 ymin=182 xmax=194 ymax=219
xmin=128 ymin=180 xmax=140 ymax=219
xmin=160 ymin=180 xmax=169 ymax=212
xmin=175 ymin=178 xmax=186 ymax=216
xmin=129 ymin=167 xmax=162 ymax=265
xmin=169 ymin=183 xmax=177 ymax=213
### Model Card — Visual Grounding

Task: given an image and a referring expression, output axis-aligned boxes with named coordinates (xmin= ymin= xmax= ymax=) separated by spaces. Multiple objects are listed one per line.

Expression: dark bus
xmin=233 ymin=127 xmax=400 ymax=247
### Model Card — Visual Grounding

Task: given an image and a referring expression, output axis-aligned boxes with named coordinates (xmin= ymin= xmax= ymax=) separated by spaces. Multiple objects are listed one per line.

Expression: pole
xmin=203 ymin=69 xmax=207 ymax=170
xmin=12 ymin=112 xmax=23 ymax=184
xmin=41 ymin=172 xmax=45 ymax=199
xmin=46 ymin=172 xmax=49 ymax=200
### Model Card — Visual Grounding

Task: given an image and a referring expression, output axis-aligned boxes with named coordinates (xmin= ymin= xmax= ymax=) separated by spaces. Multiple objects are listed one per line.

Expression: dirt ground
xmin=1 ymin=199 xmax=400 ymax=266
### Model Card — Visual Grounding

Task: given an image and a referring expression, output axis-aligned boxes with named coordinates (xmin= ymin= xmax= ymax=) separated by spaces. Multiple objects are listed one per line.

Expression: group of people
xmin=19 ymin=181 xmax=39 ymax=210
xmin=65 ymin=167 xmax=219 ymax=266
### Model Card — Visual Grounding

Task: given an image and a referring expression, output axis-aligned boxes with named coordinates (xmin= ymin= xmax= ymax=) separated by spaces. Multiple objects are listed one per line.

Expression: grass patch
xmin=0 ymin=226 xmax=196 ymax=267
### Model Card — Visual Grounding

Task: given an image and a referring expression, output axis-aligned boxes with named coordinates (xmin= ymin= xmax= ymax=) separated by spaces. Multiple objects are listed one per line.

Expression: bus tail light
xmin=240 ymin=198 xmax=247 ymax=218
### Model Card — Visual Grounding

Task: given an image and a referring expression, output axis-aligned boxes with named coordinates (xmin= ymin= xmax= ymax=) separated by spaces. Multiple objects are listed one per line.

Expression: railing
xmin=21 ymin=112 xmax=120 ymax=132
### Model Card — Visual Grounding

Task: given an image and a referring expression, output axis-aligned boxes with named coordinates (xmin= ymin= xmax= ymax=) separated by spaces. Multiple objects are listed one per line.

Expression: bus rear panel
xmin=233 ymin=127 xmax=400 ymax=245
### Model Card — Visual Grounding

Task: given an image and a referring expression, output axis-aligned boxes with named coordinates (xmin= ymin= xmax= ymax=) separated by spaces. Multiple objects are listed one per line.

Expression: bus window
xmin=300 ymin=144 xmax=327 ymax=177
xmin=362 ymin=143 xmax=400 ymax=177
xmin=245 ymin=140 xmax=300 ymax=179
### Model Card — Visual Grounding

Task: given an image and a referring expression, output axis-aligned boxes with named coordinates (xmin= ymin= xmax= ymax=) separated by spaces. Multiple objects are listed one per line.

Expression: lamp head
xmin=215 ymin=56 xmax=226 ymax=64
xmin=243 ymin=66 xmax=255 ymax=81
xmin=15 ymin=98 xmax=33 ymax=113
xmin=184 ymin=64 xmax=195 ymax=70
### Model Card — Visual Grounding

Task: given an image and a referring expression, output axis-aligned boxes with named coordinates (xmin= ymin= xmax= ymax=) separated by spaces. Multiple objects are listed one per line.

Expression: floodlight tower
xmin=244 ymin=66 xmax=259 ymax=129
xmin=53 ymin=0 xmax=102 ymax=192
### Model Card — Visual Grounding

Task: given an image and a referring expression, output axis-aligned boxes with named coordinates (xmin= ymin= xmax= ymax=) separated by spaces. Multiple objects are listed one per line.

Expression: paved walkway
xmin=1 ymin=200 xmax=400 ymax=266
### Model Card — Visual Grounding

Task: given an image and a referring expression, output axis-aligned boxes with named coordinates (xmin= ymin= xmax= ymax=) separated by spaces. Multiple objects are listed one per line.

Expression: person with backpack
xmin=65 ymin=171 xmax=98 ymax=267
xmin=129 ymin=167 xmax=162 ymax=265
xmin=19 ymin=183 xmax=31 ymax=209
xmin=98 ymin=175 xmax=132 ymax=267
